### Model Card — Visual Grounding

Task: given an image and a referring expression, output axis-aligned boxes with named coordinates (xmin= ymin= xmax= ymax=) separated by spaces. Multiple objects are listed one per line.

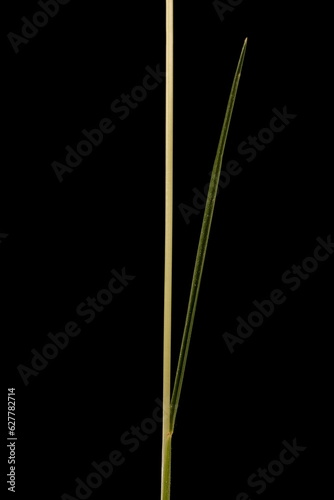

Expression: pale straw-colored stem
xmin=161 ymin=0 xmax=173 ymax=499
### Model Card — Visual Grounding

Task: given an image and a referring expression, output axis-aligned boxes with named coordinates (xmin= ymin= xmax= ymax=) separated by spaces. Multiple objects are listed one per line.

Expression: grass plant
xmin=161 ymin=2 xmax=248 ymax=498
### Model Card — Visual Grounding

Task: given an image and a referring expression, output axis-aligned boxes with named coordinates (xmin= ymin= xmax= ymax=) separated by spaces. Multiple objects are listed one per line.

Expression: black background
xmin=2 ymin=1 xmax=332 ymax=499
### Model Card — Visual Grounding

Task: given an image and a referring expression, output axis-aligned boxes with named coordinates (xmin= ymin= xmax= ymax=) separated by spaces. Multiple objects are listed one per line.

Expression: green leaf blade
xmin=170 ymin=38 xmax=248 ymax=431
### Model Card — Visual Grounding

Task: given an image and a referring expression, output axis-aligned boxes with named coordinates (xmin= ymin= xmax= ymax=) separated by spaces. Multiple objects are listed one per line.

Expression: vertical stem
xmin=161 ymin=0 xmax=173 ymax=499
